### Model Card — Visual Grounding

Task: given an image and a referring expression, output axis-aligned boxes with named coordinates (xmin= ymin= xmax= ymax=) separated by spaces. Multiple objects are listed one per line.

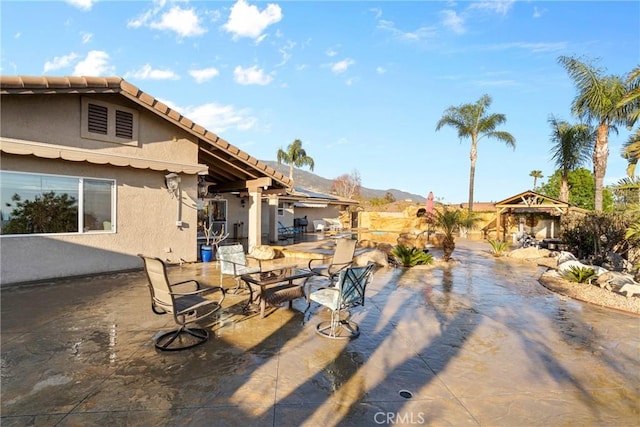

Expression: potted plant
xmin=201 ymin=220 xmax=215 ymax=262
xmin=201 ymin=222 xmax=228 ymax=262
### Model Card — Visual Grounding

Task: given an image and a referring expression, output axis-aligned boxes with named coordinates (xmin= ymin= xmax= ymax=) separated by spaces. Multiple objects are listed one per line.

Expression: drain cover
xmin=399 ymin=390 xmax=413 ymax=399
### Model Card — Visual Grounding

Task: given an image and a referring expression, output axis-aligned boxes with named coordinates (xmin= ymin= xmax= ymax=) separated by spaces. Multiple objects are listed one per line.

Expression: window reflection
xmin=0 ymin=171 xmax=114 ymax=235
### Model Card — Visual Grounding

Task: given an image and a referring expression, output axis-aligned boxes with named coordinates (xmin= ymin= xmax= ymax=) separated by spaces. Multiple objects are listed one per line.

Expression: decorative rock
xmin=557 ymin=260 xmax=607 ymax=276
xmin=596 ymin=271 xmax=637 ymax=292
xmin=353 ymin=249 xmax=388 ymax=268
xmin=250 ymin=245 xmax=276 ymax=260
xmin=620 ymin=283 xmax=640 ymax=298
xmin=602 ymin=252 xmax=633 ymax=272
xmin=556 ymin=251 xmax=578 ymax=265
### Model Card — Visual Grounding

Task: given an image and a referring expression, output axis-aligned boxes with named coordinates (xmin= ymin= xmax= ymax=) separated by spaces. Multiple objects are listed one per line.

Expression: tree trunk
xmin=442 ymin=235 xmax=455 ymax=262
xmin=560 ymin=171 xmax=569 ymax=203
xmin=468 ymin=138 xmax=477 ymax=213
xmin=288 ymin=164 xmax=294 ymax=184
xmin=593 ymin=124 xmax=609 ymax=212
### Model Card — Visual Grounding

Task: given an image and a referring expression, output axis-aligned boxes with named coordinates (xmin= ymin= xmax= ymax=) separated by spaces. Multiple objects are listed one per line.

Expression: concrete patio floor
xmin=1 ymin=239 xmax=639 ymax=426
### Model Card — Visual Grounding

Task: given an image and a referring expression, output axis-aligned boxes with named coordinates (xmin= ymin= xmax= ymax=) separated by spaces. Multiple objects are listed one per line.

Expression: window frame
xmin=0 ymin=170 xmax=117 ymax=237
xmin=81 ymin=97 xmax=139 ymax=146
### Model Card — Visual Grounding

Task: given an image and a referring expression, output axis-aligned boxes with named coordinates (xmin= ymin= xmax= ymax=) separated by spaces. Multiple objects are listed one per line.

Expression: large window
xmin=0 ymin=171 xmax=115 ymax=235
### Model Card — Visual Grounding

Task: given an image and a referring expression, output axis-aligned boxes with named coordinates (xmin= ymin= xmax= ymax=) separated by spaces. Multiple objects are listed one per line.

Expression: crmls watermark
xmin=373 ymin=412 xmax=426 ymax=425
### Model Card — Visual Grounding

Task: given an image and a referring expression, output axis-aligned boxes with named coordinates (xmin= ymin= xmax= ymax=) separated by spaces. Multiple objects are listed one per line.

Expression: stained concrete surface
xmin=1 ymin=239 xmax=639 ymax=426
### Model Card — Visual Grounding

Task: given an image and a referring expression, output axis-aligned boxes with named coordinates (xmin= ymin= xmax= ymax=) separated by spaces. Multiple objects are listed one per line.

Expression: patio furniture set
xmin=138 ymin=238 xmax=375 ymax=351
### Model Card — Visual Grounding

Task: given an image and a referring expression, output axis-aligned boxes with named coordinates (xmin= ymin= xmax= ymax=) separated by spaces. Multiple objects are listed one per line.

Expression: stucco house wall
xmin=1 ymin=94 xmax=201 ymax=285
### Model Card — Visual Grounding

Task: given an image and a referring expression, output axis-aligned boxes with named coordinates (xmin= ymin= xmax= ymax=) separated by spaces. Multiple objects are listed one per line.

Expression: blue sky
xmin=1 ymin=0 xmax=638 ymax=204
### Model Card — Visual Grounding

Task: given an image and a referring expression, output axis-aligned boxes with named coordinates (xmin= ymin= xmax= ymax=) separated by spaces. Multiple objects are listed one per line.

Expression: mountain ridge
xmin=261 ymin=160 xmax=426 ymax=203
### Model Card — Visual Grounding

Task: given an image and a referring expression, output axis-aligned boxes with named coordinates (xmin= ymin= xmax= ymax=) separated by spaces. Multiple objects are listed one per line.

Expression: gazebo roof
xmin=496 ymin=190 xmax=569 ymax=210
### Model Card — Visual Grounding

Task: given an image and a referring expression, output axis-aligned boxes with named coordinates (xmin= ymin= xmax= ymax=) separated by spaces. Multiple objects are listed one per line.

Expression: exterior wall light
xmin=165 ymin=173 xmax=181 ymax=198
xmin=197 ymin=177 xmax=208 ymax=198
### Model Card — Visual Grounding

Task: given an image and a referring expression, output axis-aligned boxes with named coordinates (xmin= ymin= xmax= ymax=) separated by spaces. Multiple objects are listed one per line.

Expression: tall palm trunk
xmin=593 ymin=124 xmax=609 ymax=212
xmin=560 ymin=171 xmax=570 ymax=203
xmin=468 ymin=137 xmax=478 ymax=213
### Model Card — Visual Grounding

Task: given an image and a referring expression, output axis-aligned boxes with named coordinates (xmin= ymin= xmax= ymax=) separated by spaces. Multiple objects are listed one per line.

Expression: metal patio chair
xmin=307 ymin=263 xmax=375 ymax=339
xmin=217 ymin=243 xmax=263 ymax=293
xmin=139 ymin=255 xmax=225 ymax=351
xmin=307 ymin=237 xmax=357 ymax=282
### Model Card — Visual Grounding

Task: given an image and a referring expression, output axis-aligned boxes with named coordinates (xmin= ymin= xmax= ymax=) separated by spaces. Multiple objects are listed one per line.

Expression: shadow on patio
xmin=2 ymin=239 xmax=639 ymax=426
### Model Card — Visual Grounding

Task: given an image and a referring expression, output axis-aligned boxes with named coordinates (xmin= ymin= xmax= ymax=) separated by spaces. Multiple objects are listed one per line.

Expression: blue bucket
xmin=201 ymin=246 xmax=213 ymax=262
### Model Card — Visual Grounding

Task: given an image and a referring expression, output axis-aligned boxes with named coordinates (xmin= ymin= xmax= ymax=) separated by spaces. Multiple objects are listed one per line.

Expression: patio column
xmin=247 ymin=178 xmax=271 ymax=252
xmin=267 ymin=195 xmax=278 ymax=243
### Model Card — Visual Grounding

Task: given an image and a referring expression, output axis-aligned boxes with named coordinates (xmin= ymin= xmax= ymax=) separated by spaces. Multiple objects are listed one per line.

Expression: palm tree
xmin=618 ymin=66 xmax=640 ymax=176
xmin=529 ymin=170 xmax=543 ymax=190
xmin=431 ymin=205 xmax=480 ymax=262
xmin=622 ymin=137 xmax=640 ymax=176
xmin=558 ymin=56 xmax=631 ymax=212
xmin=276 ymin=139 xmax=314 ymax=184
xmin=435 ymin=94 xmax=516 ymax=213
xmin=548 ymin=115 xmax=593 ymax=202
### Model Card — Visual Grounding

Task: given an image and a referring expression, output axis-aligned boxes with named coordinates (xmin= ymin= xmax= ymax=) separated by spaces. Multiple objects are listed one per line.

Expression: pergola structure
xmin=494 ymin=190 xmax=575 ymax=241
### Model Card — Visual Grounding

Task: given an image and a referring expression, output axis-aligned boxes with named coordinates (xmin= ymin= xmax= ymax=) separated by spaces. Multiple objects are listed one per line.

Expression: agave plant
xmin=391 ymin=245 xmax=434 ymax=268
xmin=562 ymin=265 xmax=596 ymax=283
xmin=487 ymin=239 xmax=510 ymax=257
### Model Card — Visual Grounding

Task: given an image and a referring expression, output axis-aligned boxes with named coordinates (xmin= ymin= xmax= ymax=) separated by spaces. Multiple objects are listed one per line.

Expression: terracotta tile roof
xmin=0 ymin=75 xmax=292 ymax=189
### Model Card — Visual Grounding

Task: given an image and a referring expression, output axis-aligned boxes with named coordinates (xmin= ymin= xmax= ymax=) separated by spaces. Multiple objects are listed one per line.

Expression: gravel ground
xmin=539 ymin=269 xmax=640 ymax=315
xmin=503 ymin=246 xmax=640 ymax=315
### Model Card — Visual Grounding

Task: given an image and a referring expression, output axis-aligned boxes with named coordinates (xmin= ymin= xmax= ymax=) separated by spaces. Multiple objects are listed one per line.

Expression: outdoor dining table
xmin=241 ymin=267 xmax=316 ymax=318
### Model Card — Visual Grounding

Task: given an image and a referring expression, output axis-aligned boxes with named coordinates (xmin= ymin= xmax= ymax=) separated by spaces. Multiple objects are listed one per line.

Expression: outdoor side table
xmin=241 ymin=267 xmax=316 ymax=318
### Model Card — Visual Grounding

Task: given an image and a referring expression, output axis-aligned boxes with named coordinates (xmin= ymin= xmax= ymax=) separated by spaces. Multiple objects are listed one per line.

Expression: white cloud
xmin=484 ymin=41 xmax=568 ymax=53
xmin=369 ymin=7 xmax=383 ymax=20
xmin=440 ymin=9 xmax=466 ymax=34
xmin=331 ymin=59 xmax=355 ymax=74
xmin=377 ymin=19 xmax=436 ymax=42
xmin=43 ymin=52 xmax=79 ymax=73
xmin=325 ymin=48 xmax=338 ymax=57
xmin=150 ymin=6 xmax=206 ymax=37
xmin=469 ymin=0 xmax=515 ymax=16
xmin=376 ymin=66 xmax=386 ymax=74
xmin=125 ymin=64 xmax=179 ymax=80
xmin=81 ymin=32 xmax=93 ymax=44
xmin=472 ymin=79 xmax=517 ymax=87
xmin=233 ymin=65 xmax=273 ymax=85
xmin=276 ymin=40 xmax=296 ymax=67
xmin=129 ymin=4 xmax=206 ymax=37
xmin=65 ymin=0 xmax=95 ymax=11
xmin=73 ymin=50 xmax=114 ymax=76
xmin=533 ymin=6 xmax=547 ymax=18
xmin=14 ymin=32 xmax=21 ymax=39
xmin=189 ymin=67 xmax=220 ymax=83
xmin=181 ymin=102 xmax=257 ymax=134
xmin=223 ymin=0 xmax=282 ymax=40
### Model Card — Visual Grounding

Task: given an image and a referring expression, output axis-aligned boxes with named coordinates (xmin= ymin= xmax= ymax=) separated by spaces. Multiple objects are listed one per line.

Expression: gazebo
xmin=493 ymin=190 xmax=583 ymax=241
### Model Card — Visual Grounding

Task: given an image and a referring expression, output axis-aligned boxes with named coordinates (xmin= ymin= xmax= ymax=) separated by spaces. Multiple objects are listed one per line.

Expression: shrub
xmin=391 ymin=245 xmax=434 ymax=267
xmin=488 ymin=239 xmax=510 ymax=257
xmin=562 ymin=265 xmax=596 ymax=283
xmin=560 ymin=211 xmax=631 ymax=264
